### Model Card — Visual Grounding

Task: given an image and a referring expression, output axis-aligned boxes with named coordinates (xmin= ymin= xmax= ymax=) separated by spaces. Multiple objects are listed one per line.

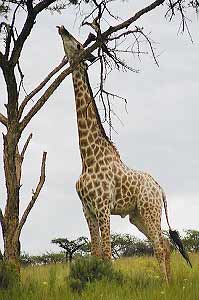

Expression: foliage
xmin=182 ymin=230 xmax=199 ymax=253
xmin=0 ymin=261 xmax=19 ymax=289
xmin=68 ymin=256 xmax=124 ymax=293
xmin=0 ymin=2 xmax=9 ymax=18
xmin=52 ymin=236 xmax=90 ymax=262
xmin=163 ymin=229 xmax=199 ymax=253
xmin=111 ymin=233 xmax=153 ymax=258
xmin=19 ymin=229 xmax=199 ymax=268
xmin=20 ymin=252 xmax=66 ymax=266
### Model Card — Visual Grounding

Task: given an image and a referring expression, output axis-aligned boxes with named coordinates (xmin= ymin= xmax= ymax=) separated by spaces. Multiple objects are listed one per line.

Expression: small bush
xmin=68 ymin=256 xmax=124 ymax=293
xmin=0 ymin=261 xmax=19 ymax=289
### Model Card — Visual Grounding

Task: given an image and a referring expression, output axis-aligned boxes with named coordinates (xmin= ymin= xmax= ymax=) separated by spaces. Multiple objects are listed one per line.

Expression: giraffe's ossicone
xmin=57 ymin=25 xmax=192 ymax=283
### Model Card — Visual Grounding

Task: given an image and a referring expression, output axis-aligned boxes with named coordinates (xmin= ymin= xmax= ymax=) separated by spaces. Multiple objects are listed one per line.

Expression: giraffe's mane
xmin=84 ymin=66 xmax=121 ymax=159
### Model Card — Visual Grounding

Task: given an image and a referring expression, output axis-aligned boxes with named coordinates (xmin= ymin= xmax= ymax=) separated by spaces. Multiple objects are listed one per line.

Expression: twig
xmin=108 ymin=28 xmax=141 ymax=41
xmin=165 ymin=0 xmax=197 ymax=41
xmin=138 ymin=30 xmax=159 ymax=66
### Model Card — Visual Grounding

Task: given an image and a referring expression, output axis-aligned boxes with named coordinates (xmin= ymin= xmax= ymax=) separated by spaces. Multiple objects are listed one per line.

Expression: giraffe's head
xmin=57 ymin=25 xmax=95 ymax=63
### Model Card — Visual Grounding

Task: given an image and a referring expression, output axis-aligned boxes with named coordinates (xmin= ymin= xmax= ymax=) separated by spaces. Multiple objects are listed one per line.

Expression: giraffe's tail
xmin=162 ymin=191 xmax=192 ymax=268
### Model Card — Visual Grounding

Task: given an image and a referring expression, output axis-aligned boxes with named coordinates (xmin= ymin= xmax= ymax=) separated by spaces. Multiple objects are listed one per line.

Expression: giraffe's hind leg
xmin=129 ymin=210 xmax=171 ymax=283
xmin=151 ymin=229 xmax=171 ymax=284
xmin=163 ymin=237 xmax=172 ymax=282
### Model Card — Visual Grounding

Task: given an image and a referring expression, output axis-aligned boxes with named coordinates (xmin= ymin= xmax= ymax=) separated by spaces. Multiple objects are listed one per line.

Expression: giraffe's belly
xmin=110 ymin=169 xmax=139 ymax=217
xmin=110 ymin=192 xmax=137 ymax=218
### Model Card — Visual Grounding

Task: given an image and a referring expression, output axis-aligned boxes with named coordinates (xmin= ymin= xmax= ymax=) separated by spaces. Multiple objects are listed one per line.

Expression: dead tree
xmin=0 ymin=0 xmax=70 ymax=271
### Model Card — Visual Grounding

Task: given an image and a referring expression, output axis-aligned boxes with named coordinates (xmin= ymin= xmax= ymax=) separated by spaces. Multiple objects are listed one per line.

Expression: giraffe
xmin=57 ymin=25 xmax=191 ymax=283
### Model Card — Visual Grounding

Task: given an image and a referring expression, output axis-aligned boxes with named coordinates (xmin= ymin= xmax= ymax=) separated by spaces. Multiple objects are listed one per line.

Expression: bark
xmin=3 ymin=125 xmax=21 ymax=270
xmin=69 ymin=253 xmax=73 ymax=263
xmin=3 ymin=222 xmax=21 ymax=271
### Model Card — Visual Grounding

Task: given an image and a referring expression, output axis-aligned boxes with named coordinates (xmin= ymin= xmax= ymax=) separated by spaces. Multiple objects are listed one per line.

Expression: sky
xmin=0 ymin=1 xmax=199 ymax=255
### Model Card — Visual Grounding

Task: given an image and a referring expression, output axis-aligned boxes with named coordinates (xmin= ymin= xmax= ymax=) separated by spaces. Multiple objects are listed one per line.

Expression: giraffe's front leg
xmin=76 ymin=179 xmax=102 ymax=258
xmin=99 ymin=209 xmax=111 ymax=260
xmin=85 ymin=213 xmax=102 ymax=258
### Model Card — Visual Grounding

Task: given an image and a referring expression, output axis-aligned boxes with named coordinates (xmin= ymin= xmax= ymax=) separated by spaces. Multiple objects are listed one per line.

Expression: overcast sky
xmin=0 ymin=1 xmax=199 ymax=255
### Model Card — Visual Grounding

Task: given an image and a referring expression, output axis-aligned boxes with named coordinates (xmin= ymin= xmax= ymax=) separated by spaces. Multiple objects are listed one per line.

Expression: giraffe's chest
xmin=76 ymin=170 xmax=114 ymax=205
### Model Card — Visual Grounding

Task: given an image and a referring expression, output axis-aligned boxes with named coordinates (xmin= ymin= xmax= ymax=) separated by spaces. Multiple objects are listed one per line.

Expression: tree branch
xmin=19 ymin=65 xmax=72 ymax=132
xmin=26 ymin=0 xmax=34 ymax=13
xmin=15 ymin=133 xmax=33 ymax=186
xmin=9 ymin=0 xmax=57 ymax=66
xmin=17 ymin=151 xmax=47 ymax=235
xmin=21 ymin=133 xmax=33 ymax=160
xmin=103 ymin=0 xmax=165 ymax=38
xmin=18 ymin=57 xmax=68 ymax=120
xmin=34 ymin=0 xmax=57 ymax=14
xmin=0 ymin=208 xmax=5 ymax=235
xmin=4 ymin=1 xmax=21 ymax=59
xmin=0 ymin=51 xmax=6 ymax=68
xmin=9 ymin=13 xmax=36 ymax=66
xmin=0 ymin=113 xmax=7 ymax=127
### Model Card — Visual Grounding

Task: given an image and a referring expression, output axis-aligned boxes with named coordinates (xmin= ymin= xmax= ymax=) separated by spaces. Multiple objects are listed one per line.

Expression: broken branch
xmin=21 ymin=133 xmax=33 ymax=160
xmin=17 ymin=151 xmax=47 ymax=235
xmin=0 ymin=113 xmax=7 ymax=127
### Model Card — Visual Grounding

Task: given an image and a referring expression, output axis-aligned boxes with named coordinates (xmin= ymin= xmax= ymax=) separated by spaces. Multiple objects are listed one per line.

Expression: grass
xmin=0 ymin=253 xmax=198 ymax=300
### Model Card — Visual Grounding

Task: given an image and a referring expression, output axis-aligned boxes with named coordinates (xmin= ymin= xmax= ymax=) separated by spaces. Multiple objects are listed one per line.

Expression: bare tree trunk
xmin=0 ymin=116 xmax=46 ymax=271
xmin=3 ymin=225 xmax=21 ymax=271
xmin=0 ymin=59 xmax=21 ymax=269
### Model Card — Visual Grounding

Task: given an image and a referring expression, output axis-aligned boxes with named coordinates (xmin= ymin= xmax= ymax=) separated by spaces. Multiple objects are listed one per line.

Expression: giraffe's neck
xmin=72 ymin=63 xmax=117 ymax=167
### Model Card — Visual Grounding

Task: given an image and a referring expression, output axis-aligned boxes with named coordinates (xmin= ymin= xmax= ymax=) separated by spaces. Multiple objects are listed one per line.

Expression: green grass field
xmin=0 ymin=253 xmax=198 ymax=300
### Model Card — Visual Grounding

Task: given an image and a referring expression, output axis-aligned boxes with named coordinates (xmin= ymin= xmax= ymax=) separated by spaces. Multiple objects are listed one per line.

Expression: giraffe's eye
xmin=77 ymin=44 xmax=81 ymax=50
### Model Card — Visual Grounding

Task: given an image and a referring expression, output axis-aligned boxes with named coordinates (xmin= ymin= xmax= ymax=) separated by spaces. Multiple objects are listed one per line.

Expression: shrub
xmin=0 ymin=261 xmax=19 ymax=289
xmin=68 ymin=256 xmax=124 ymax=293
